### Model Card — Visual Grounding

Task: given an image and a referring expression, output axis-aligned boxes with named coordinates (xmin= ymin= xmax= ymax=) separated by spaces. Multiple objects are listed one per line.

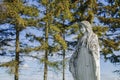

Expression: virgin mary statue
xmin=69 ymin=21 xmax=100 ymax=80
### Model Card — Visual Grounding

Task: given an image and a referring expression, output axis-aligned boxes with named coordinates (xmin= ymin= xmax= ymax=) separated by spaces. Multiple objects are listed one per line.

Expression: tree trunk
xmin=14 ymin=28 xmax=20 ymax=80
xmin=62 ymin=49 xmax=65 ymax=80
xmin=43 ymin=23 xmax=49 ymax=80
xmin=43 ymin=50 xmax=48 ymax=80
xmin=62 ymin=19 xmax=66 ymax=80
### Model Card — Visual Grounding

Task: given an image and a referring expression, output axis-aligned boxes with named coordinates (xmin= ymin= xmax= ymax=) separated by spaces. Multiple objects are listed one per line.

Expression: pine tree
xmin=0 ymin=0 xmax=39 ymax=80
xmin=97 ymin=0 xmax=120 ymax=63
xmin=66 ymin=0 xmax=111 ymax=57
xmin=52 ymin=1 xmax=73 ymax=80
xmin=70 ymin=0 xmax=120 ymax=70
xmin=39 ymin=1 xmax=68 ymax=80
xmin=23 ymin=1 xmax=70 ymax=80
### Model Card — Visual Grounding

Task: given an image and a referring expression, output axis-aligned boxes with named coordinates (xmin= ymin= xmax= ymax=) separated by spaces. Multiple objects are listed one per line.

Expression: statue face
xmin=79 ymin=21 xmax=93 ymax=34
xmin=79 ymin=25 xmax=86 ymax=34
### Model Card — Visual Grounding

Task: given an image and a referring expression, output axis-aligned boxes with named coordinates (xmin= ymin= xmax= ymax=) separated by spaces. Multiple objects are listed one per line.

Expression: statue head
xmin=78 ymin=21 xmax=93 ymax=34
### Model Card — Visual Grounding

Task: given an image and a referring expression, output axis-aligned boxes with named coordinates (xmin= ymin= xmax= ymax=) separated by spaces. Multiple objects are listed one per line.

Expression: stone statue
xmin=69 ymin=21 xmax=100 ymax=80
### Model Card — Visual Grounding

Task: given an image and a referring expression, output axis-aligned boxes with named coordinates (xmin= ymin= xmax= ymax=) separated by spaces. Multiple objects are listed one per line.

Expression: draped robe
xmin=69 ymin=28 xmax=100 ymax=80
